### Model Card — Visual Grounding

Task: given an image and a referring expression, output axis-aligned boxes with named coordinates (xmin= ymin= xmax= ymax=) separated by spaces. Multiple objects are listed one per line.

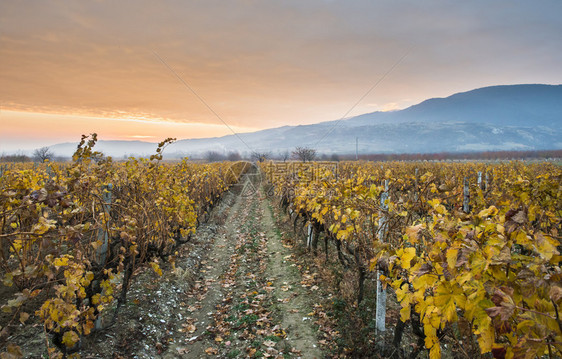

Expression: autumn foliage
xmin=263 ymin=160 xmax=562 ymax=358
xmin=0 ymin=134 xmax=249 ymax=358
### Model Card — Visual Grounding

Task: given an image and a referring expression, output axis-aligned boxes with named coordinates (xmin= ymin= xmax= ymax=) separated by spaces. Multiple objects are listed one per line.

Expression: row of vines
xmin=0 ymin=134 xmax=249 ymax=358
xmin=262 ymin=160 xmax=561 ymax=359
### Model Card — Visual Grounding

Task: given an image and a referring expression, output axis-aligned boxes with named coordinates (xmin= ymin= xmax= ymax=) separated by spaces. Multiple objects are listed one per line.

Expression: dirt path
xmin=261 ymin=198 xmax=324 ymax=359
xmin=174 ymin=187 xmax=244 ymax=358
xmin=175 ymin=174 xmax=323 ymax=358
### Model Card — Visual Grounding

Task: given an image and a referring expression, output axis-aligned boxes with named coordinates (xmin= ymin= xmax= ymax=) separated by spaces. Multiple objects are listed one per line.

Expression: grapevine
xmin=262 ymin=160 xmax=561 ymax=358
xmin=0 ymin=134 xmax=249 ymax=358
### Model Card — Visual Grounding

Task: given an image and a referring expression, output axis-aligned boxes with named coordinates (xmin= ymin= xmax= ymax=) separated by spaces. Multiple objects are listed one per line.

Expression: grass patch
xmin=227 ymin=349 xmax=241 ymax=358
xmin=232 ymin=303 xmax=250 ymax=312
xmin=236 ymin=314 xmax=258 ymax=327
xmin=263 ymin=335 xmax=282 ymax=343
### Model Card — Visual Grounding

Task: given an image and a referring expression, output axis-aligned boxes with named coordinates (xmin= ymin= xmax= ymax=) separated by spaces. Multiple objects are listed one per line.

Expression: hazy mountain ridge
xmin=345 ymin=84 xmax=562 ymax=126
xmin=48 ymin=84 xmax=562 ymax=158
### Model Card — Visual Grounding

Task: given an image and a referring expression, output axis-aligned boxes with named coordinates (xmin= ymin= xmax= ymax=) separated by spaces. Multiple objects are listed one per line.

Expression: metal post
xmin=97 ymin=184 xmax=113 ymax=266
xmin=46 ymin=163 xmax=54 ymax=180
xmin=477 ymin=171 xmax=482 ymax=189
xmin=375 ymin=272 xmax=387 ymax=331
xmin=463 ymin=178 xmax=470 ymax=213
xmin=95 ymin=183 xmax=112 ymax=330
xmin=378 ymin=180 xmax=389 ymax=239
xmin=376 ymin=179 xmax=389 ymax=342
xmin=414 ymin=168 xmax=419 ymax=202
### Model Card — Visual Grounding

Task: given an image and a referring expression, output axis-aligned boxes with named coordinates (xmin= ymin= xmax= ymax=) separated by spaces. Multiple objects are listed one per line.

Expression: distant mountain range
xmin=50 ymin=84 xmax=562 ymax=158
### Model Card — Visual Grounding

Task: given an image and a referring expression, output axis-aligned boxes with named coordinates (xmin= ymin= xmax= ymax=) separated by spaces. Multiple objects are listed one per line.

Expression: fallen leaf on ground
xmin=205 ymin=347 xmax=218 ymax=355
xmin=176 ymin=347 xmax=189 ymax=354
xmin=247 ymin=347 xmax=257 ymax=356
xmin=186 ymin=324 xmax=196 ymax=333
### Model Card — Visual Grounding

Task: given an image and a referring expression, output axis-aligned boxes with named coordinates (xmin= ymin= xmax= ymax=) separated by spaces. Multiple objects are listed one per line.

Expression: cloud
xmin=128 ymin=135 xmax=156 ymax=139
xmin=1 ymin=0 xmax=561 ymax=144
xmin=0 ymin=110 xmax=259 ymax=151
xmin=380 ymin=103 xmax=401 ymax=112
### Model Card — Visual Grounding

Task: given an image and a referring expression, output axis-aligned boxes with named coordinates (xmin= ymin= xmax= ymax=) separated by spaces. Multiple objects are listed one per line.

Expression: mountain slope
xmin=345 ymin=84 xmax=562 ymax=127
xmin=50 ymin=84 xmax=562 ymax=157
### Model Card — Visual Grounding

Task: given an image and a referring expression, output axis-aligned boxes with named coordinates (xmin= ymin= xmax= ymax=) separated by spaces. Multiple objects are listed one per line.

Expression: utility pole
xmin=355 ymin=137 xmax=358 ymax=160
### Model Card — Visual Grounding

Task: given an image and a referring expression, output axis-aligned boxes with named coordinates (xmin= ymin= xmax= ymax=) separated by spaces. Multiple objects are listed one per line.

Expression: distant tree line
xmin=342 ymin=149 xmax=562 ymax=162
xmin=0 ymin=152 xmax=33 ymax=162
xmin=199 ymin=148 xmax=562 ymax=163
xmin=203 ymin=147 xmax=322 ymax=163
xmin=205 ymin=151 xmax=243 ymax=162
xmin=3 ymin=148 xmax=559 ymax=164
xmin=0 ymin=146 xmax=66 ymax=163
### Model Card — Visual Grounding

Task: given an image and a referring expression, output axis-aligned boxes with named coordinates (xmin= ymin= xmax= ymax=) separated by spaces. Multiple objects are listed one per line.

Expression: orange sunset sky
xmin=1 ymin=1 xmax=561 ymax=152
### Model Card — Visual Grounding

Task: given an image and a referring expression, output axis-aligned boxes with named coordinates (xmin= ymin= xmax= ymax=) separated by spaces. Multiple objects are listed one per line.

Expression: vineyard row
xmin=0 ymin=135 xmax=250 ymax=358
xmin=262 ymin=160 xmax=562 ymax=359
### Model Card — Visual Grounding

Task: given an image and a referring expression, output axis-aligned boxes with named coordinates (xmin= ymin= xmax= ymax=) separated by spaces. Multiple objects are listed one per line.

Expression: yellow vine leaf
xmin=446 ymin=248 xmax=458 ymax=269
xmin=477 ymin=324 xmax=494 ymax=354
xmin=423 ymin=316 xmax=439 ymax=349
xmin=92 ymin=294 xmax=101 ymax=305
xmin=31 ymin=217 xmax=57 ymax=235
xmin=62 ymin=330 xmax=79 ymax=348
xmin=429 ymin=343 xmax=441 ymax=359
xmin=406 ymin=224 xmax=423 ymax=243
xmin=2 ymin=344 xmax=23 ymax=358
xmin=427 ymin=198 xmax=440 ymax=207
xmin=3 ymin=273 xmax=14 ymax=287
xmin=433 ymin=281 xmax=466 ymax=322
xmin=473 ymin=306 xmax=494 ymax=354
xmin=514 ymin=230 xmax=531 ymax=246
xmin=412 ymin=274 xmax=438 ymax=292
xmin=150 ymin=261 xmax=163 ymax=276
xmin=19 ymin=312 xmax=29 ymax=324
xmin=397 ymin=247 xmax=416 ymax=269
xmin=53 ymin=256 xmax=71 ymax=268
xmin=535 ymin=233 xmax=559 ymax=261
xmin=478 ymin=205 xmax=498 ymax=218
xmin=400 ymin=300 xmax=411 ymax=322
xmin=83 ymin=319 xmax=95 ymax=336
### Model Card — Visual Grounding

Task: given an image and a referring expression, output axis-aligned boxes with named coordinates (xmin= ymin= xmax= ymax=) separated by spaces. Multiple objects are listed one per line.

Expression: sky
xmin=1 ymin=0 xmax=561 ymax=152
